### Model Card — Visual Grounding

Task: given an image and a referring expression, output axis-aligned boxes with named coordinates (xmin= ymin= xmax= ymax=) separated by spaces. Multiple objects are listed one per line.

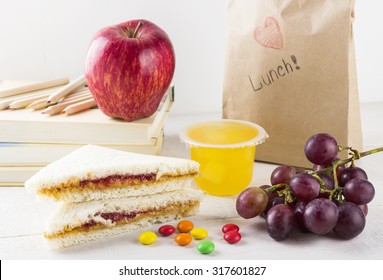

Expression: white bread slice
xmin=44 ymin=188 xmax=203 ymax=249
xmin=25 ymin=145 xmax=199 ymax=202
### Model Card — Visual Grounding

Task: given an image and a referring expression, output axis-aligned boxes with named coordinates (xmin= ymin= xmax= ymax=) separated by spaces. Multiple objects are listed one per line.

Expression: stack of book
xmin=0 ymin=80 xmax=174 ymax=186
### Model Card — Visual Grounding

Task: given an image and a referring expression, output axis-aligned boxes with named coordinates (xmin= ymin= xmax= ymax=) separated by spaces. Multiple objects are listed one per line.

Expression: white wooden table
xmin=1 ymin=102 xmax=382 ymax=260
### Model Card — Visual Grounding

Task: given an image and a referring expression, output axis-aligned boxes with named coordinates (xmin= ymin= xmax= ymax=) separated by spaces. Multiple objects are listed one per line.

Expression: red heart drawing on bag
xmin=254 ymin=17 xmax=284 ymax=50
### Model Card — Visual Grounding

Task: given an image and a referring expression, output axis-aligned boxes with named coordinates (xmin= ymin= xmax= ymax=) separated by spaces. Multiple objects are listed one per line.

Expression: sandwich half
xmin=44 ymin=188 xmax=202 ymax=249
xmin=25 ymin=145 xmax=200 ymax=202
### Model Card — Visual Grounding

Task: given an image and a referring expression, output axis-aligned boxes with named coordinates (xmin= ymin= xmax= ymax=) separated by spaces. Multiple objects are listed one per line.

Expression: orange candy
xmin=177 ymin=220 xmax=194 ymax=233
xmin=174 ymin=233 xmax=192 ymax=246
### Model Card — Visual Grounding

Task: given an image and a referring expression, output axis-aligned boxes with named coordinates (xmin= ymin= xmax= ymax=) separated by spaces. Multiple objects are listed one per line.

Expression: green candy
xmin=196 ymin=240 xmax=215 ymax=254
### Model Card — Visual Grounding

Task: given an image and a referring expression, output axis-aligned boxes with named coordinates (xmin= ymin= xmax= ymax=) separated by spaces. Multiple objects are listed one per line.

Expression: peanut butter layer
xmin=37 ymin=173 xmax=197 ymax=200
xmin=44 ymin=200 xmax=199 ymax=239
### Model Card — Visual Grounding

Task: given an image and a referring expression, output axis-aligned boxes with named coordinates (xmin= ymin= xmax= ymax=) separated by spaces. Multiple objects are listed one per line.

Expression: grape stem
xmin=313 ymin=145 xmax=383 ymax=201
xmin=264 ymin=146 xmax=383 ymax=204
xmin=264 ymin=184 xmax=288 ymax=193
xmin=264 ymin=184 xmax=295 ymax=204
xmin=360 ymin=146 xmax=383 ymax=157
xmin=315 ymin=146 xmax=383 ymax=176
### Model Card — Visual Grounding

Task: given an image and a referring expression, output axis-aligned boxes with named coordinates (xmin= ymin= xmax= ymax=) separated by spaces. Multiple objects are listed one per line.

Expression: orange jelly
xmin=180 ymin=120 xmax=267 ymax=196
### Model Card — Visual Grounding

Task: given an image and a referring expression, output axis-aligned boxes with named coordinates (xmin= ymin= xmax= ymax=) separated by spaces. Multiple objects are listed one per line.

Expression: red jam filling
xmin=79 ymin=172 xmax=157 ymax=188
xmin=82 ymin=210 xmax=149 ymax=228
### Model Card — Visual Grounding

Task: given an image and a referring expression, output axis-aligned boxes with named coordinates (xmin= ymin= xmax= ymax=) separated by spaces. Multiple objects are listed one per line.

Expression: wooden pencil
xmin=28 ymin=89 xmax=91 ymax=110
xmin=26 ymin=97 xmax=56 ymax=110
xmin=0 ymin=100 xmax=11 ymax=110
xmin=0 ymin=77 xmax=69 ymax=98
xmin=46 ymin=75 xmax=86 ymax=104
xmin=0 ymin=85 xmax=64 ymax=110
xmin=42 ymin=95 xmax=94 ymax=115
xmin=9 ymin=90 xmax=60 ymax=109
xmin=63 ymin=98 xmax=97 ymax=115
xmin=61 ymin=89 xmax=92 ymax=101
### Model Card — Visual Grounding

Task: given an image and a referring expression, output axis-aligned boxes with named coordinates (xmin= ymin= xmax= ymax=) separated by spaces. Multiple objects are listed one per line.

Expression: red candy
xmin=222 ymin=223 xmax=240 ymax=234
xmin=224 ymin=230 xmax=242 ymax=244
xmin=158 ymin=225 xmax=176 ymax=236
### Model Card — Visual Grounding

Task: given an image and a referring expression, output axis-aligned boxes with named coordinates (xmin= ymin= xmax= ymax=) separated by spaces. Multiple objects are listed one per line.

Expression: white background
xmin=0 ymin=0 xmax=382 ymax=115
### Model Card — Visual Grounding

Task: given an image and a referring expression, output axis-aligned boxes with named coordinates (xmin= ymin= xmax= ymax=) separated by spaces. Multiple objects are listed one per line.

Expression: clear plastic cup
xmin=180 ymin=119 xmax=268 ymax=196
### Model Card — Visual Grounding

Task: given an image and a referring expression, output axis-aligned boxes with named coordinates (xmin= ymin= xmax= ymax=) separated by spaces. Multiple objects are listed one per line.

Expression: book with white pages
xmin=0 ymin=86 xmax=174 ymax=145
xmin=0 ymin=129 xmax=164 ymax=166
xmin=0 ymin=130 xmax=164 ymax=186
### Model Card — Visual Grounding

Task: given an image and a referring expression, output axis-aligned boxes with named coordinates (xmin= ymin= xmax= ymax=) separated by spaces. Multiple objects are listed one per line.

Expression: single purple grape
xmin=344 ymin=178 xmax=375 ymax=205
xmin=303 ymin=198 xmax=339 ymax=234
xmin=290 ymin=173 xmax=320 ymax=201
xmin=236 ymin=187 xmax=268 ymax=219
xmin=333 ymin=202 xmax=366 ymax=239
xmin=338 ymin=167 xmax=368 ymax=187
xmin=266 ymin=204 xmax=295 ymax=241
xmin=270 ymin=165 xmax=297 ymax=185
xmin=304 ymin=133 xmax=338 ymax=165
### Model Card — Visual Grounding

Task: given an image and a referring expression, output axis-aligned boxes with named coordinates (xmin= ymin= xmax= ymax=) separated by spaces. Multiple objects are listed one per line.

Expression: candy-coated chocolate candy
xmin=196 ymin=240 xmax=215 ymax=254
xmin=138 ymin=231 xmax=157 ymax=245
xmin=174 ymin=233 xmax=192 ymax=246
xmin=222 ymin=223 xmax=240 ymax=233
xmin=158 ymin=224 xmax=176 ymax=236
xmin=190 ymin=228 xmax=208 ymax=240
xmin=177 ymin=220 xmax=194 ymax=233
xmin=223 ymin=230 xmax=241 ymax=244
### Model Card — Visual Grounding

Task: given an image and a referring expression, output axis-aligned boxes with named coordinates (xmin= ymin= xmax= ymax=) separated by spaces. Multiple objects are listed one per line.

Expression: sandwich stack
xmin=25 ymin=145 xmax=203 ymax=249
xmin=0 ymin=78 xmax=174 ymax=186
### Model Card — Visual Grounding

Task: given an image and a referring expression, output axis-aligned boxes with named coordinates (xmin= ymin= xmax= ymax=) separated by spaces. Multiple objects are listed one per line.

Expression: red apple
xmin=85 ymin=19 xmax=175 ymax=121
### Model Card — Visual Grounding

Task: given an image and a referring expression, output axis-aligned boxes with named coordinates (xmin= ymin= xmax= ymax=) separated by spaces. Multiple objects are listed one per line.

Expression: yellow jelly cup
xmin=180 ymin=119 xmax=268 ymax=196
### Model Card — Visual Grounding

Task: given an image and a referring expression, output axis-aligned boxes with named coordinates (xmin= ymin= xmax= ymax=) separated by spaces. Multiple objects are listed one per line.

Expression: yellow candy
xmin=138 ymin=231 xmax=157 ymax=245
xmin=190 ymin=228 xmax=208 ymax=240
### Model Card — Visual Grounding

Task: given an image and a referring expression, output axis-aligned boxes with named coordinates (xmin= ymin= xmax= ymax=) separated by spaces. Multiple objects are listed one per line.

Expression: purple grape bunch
xmin=235 ymin=133 xmax=381 ymax=241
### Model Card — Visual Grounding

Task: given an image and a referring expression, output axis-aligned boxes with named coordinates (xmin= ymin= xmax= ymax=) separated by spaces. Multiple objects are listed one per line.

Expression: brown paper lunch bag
xmin=222 ymin=0 xmax=362 ymax=168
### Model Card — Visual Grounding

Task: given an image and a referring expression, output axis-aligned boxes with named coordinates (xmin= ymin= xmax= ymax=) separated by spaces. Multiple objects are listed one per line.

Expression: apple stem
xmin=132 ymin=21 xmax=143 ymax=38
